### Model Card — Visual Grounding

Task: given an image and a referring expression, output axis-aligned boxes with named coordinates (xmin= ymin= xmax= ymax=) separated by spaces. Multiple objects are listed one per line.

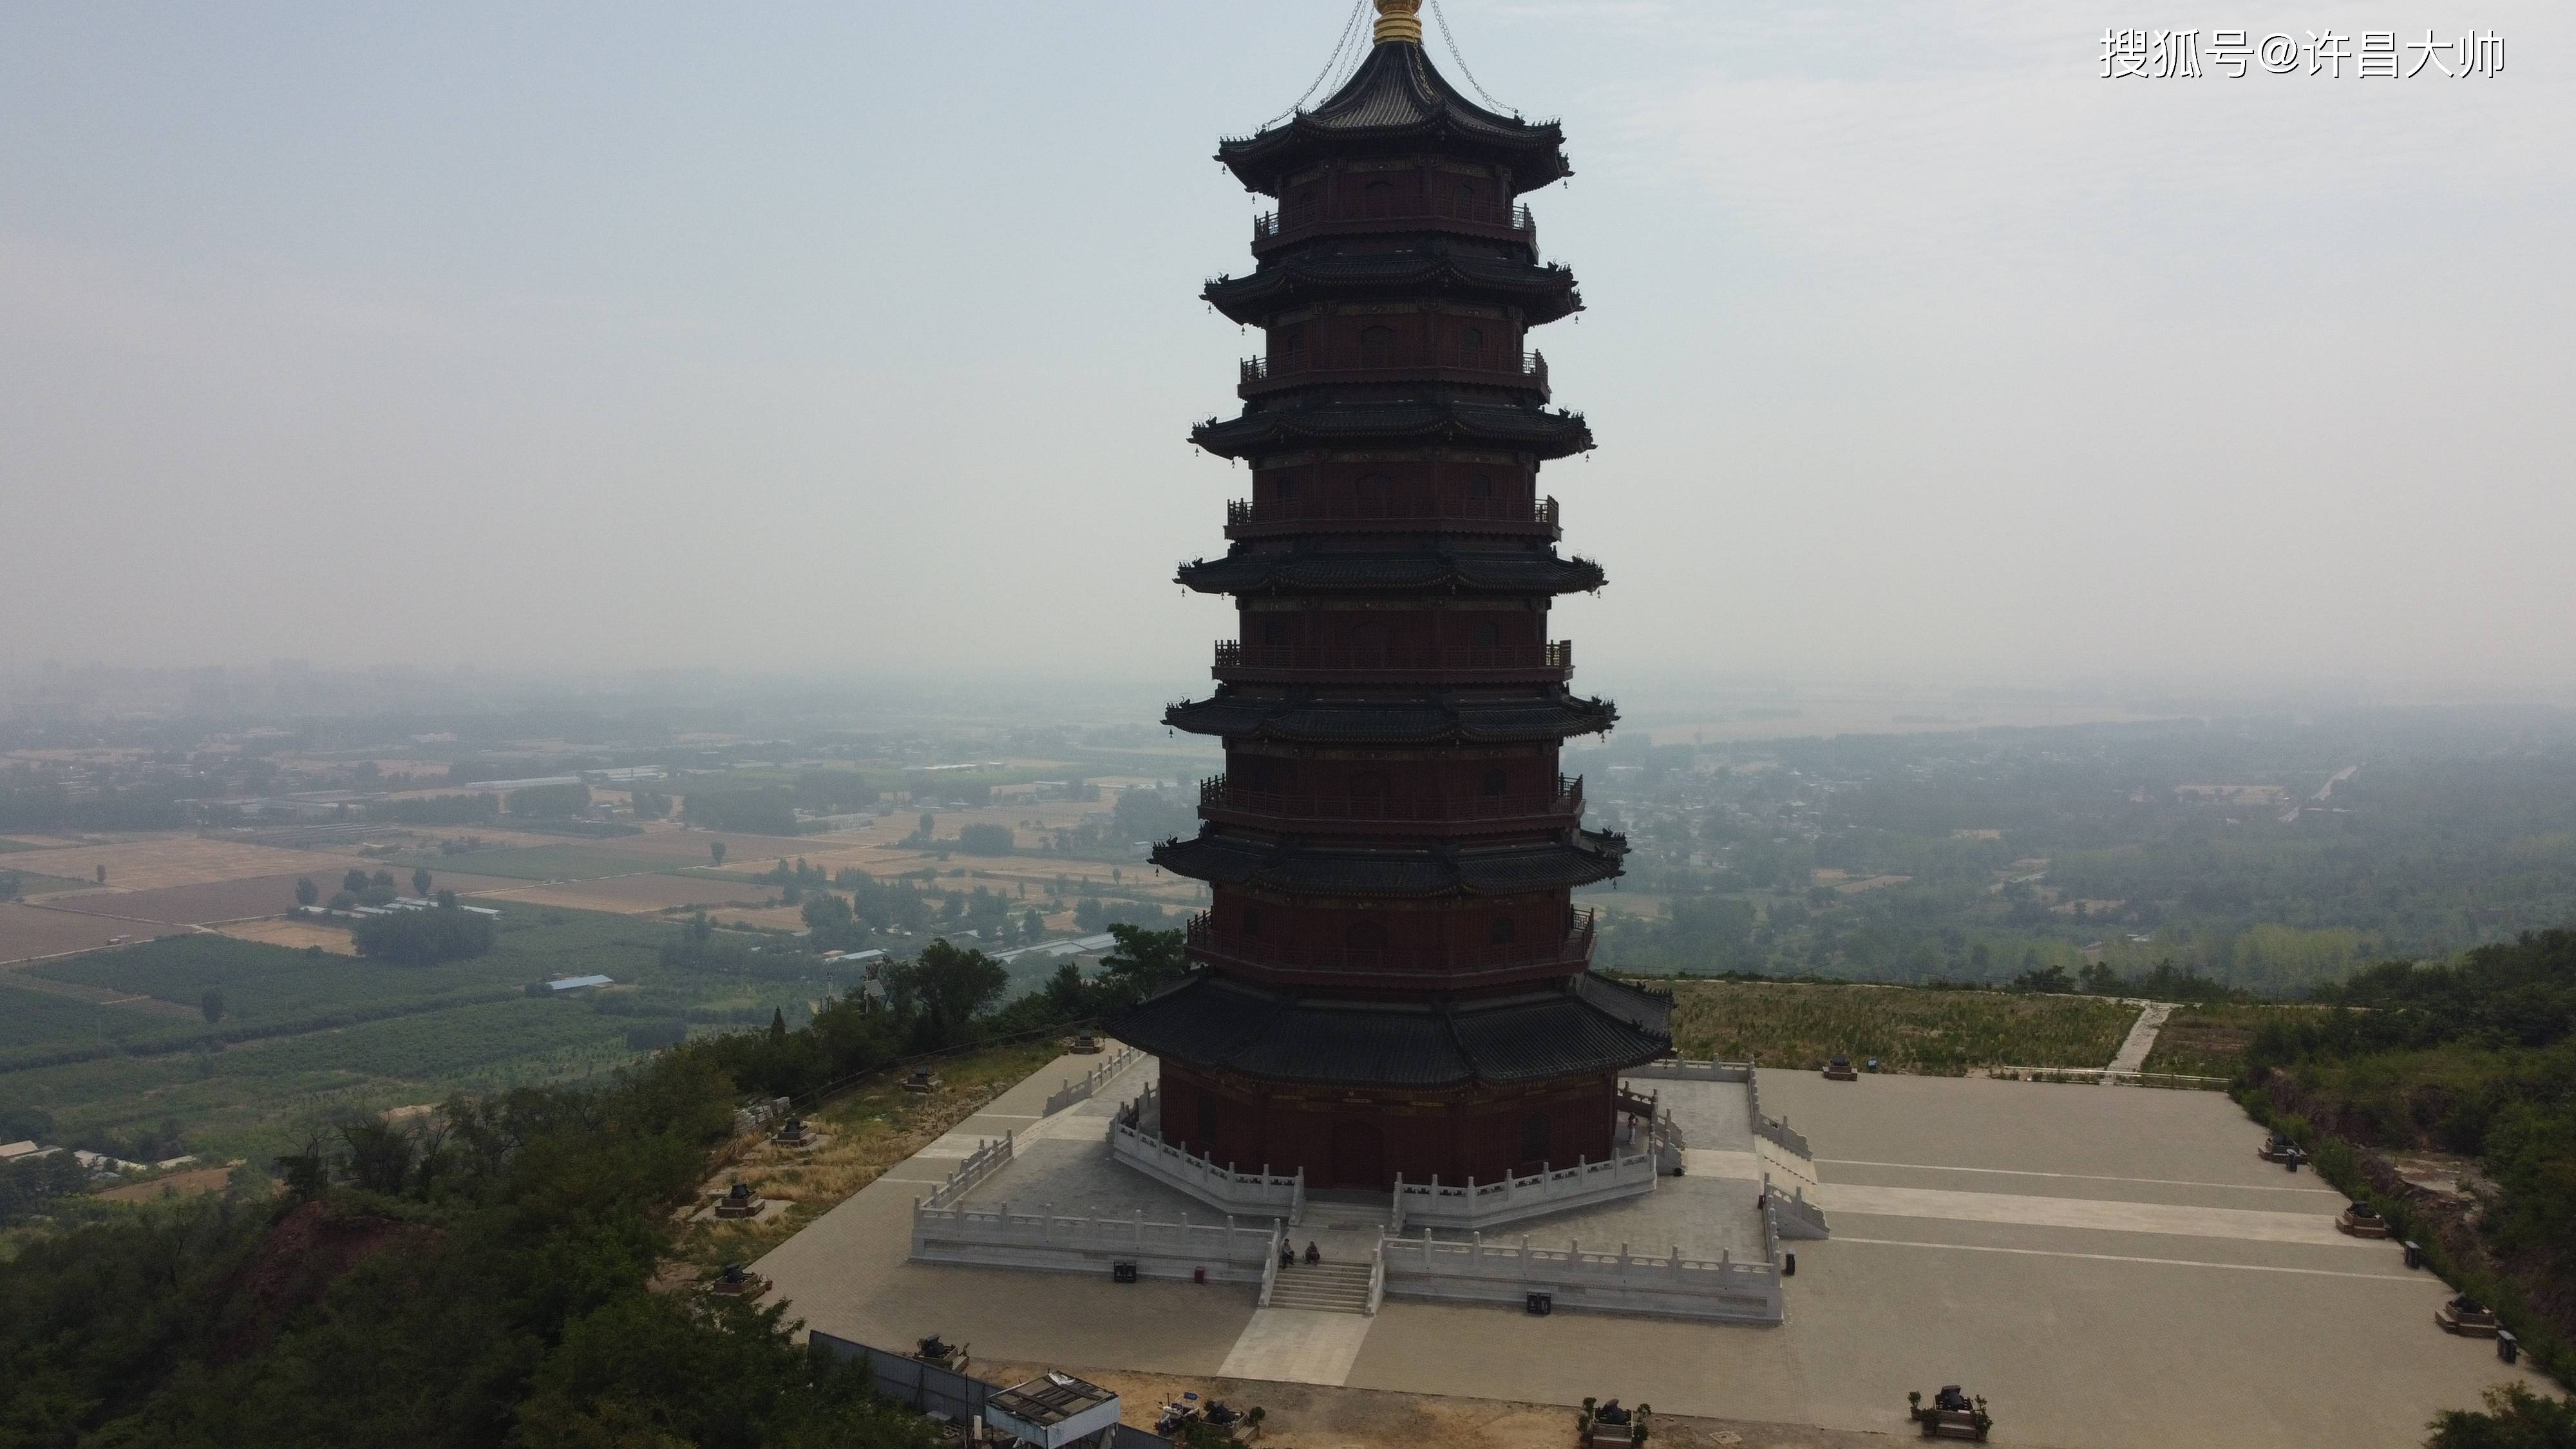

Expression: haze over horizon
xmin=5 ymin=1 xmax=2570 ymax=692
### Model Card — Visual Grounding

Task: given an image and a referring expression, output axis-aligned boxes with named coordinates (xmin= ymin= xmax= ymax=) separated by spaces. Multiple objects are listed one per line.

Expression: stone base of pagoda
xmin=1153 ymin=1061 xmax=1623 ymax=1192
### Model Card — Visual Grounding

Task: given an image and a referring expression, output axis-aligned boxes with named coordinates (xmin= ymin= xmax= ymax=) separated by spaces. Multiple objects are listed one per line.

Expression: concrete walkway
xmin=1218 ymin=1307 xmax=1376 ymax=1385
xmin=2107 ymin=1000 xmax=2175 ymax=1072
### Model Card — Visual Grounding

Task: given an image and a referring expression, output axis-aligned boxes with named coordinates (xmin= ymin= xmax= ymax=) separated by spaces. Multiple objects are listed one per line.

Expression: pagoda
xmin=1111 ymin=0 xmax=1671 ymax=1193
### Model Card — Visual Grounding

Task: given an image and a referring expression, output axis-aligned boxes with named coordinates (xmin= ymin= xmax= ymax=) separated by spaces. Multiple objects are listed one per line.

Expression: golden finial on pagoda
xmin=1374 ymin=0 xmax=1423 ymax=45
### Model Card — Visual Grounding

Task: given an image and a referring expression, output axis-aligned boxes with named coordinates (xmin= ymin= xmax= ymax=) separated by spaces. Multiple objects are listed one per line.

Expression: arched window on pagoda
xmin=1474 ymin=620 xmax=1501 ymax=652
xmin=1359 ymin=325 xmax=1397 ymax=368
xmin=1347 ymin=770 xmax=1389 ymax=808
xmin=1349 ymin=620 xmax=1390 ymax=661
xmin=1357 ymin=472 xmax=1394 ymax=516
xmin=1459 ymin=325 xmax=1486 ymax=354
xmin=1455 ymin=178 xmax=1479 ymax=220
xmin=1345 ymin=919 xmax=1388 ymax=951
xmin=1273 ymin=473 xmax=1298 ymax=502
xmin=1197 ymin=1094 xmax=1220 ymax=1146
xmin=1482 ymin=767 xmax=1509 ymax=797
xmin=1242 ymin=904 xmax=1264 ymax=939
xmin=1490 ymin=915 xmax=1517 ymax=945
xmin=1467 ymin=473 xmax=1493 ymax=501
xmin=1270 ymin=325 xmax=1303 ymax=368
xmin=1363 ymin=178 xmax=1396 ymax=218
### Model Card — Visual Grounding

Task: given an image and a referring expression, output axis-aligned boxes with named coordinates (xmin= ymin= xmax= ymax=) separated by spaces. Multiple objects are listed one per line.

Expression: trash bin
xmin=2497 ymin=1331 xmax=2519 ymax=1365
xmin=1525 ymin=1291 xmax=1553 ymax=1316
xmin=1112 ymin=1262 xmax=1138 ymax=1283
xmin=1783 ymin=1251 xmax=1797 ymax=1277
xmin=2403 ymin=1240 xmax=2423 ymax=1270
xmin=1193 ymin=1266 xmax=1206 ymax=1285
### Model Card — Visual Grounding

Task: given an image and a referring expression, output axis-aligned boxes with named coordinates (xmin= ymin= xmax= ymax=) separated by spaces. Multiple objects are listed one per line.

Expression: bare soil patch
xmin=0 ymin=837 xmax=374 ymax=893
xmin=93 ymin=1166 xmax=237 ymax=1203
xmin=979 ymin=1367 xmax=1906 ymax=1449
xmin=216 ymin=917 xmax=361 ymax=955
xmin=489 ymin=874 xmax=779 ymax=914
xmin=0 ymin=902 xmax=160 ymax=964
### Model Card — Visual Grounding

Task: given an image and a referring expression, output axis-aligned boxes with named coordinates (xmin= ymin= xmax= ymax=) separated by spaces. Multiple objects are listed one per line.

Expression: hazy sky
xmin=4 ymin=2 xmax=2569 ymax=694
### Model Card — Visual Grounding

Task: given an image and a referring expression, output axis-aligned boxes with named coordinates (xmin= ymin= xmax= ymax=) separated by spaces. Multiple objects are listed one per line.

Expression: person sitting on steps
xmin=1304 ymin=1241 xmax=1321 ymax=1266
xmin=1279 ymin=1242 xmax=1295 ymax=1269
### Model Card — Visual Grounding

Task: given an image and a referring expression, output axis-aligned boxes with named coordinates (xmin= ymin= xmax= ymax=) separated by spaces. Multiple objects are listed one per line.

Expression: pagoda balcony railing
xmin=1184 ymin=908 xmax=1597 ymax=988
xmin=1212 ymin=639 xmax=1571 ymax=683
xmin=1241 ymin=350 xmax=1544 ymax=388
xmin=1253 ymin=200 xmax=1534 ymax=250
xmin=1226 ymin=493 xmax=1558 ymax=538
xmin=1198 ymin=773 xmax=1581 ymax=832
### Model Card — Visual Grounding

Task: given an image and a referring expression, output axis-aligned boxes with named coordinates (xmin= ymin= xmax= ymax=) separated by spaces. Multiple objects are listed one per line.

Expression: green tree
xmin=2427 ymin=1384 xmax=2576 ymax=1448
xmin=1095 ymin=924 xmax=1188 ymax=1007
xmin=198 ymin=988 xmax=224 ymax=1024
xmin=882 ymin=940 xmax=1008 ymax=1047
xmin=412 ymin=866 xmax=433 ymax=898
xmin=353 ymin=903 xmax=496 ymax=965
xmin=342 ymin=867 xmax=371 ymax=895
xmin=294 ymin=876 xmax=319 ymax=908
xmin=710 ymin=840 xmax=726 ymax=867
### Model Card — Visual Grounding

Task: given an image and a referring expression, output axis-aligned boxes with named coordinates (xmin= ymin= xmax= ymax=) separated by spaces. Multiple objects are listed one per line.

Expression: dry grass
xmin=214 ymin=917 xmax=360 ymax=954
xmin=0 ymin=836 xmax=374 ymax=893
xmin=1662 ymin=980 xmax=2140 ymax=1075
xmin=2141 ymin=1002 xmax=2316 ymax=1077
xmin=672 ymin=1037 xmax=1069 ymax=1270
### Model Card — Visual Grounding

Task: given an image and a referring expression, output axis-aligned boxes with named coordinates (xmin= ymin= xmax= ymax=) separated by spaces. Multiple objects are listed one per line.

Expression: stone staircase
xmin=1264 ymin=1260 xmax=1374 ymax=1314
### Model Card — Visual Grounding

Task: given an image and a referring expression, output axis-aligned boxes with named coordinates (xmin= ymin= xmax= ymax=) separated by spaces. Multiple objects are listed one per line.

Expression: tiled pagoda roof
xmin=1204 ymin=252 xmax=1581 ymax=326
xmin=1151 ymin=829 xmax=1625 ymax=898
xmin=1110 ymin=972 xmax=1670 ymax=1088
xmin=1191 ymin=397 xmax=1593 ymax=461
xmin=1164 ymin=688 xmax=1616 ymax=744
xmin=1218 ymin=41 xmax=1570 ymax=194
xmin=1176 ymin=545 xmax=1604 ymax=596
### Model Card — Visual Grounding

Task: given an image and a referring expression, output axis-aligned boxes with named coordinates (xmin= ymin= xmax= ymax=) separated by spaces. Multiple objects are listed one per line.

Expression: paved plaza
xmin=754 ymin=1052 xmax=2548 ymax=1449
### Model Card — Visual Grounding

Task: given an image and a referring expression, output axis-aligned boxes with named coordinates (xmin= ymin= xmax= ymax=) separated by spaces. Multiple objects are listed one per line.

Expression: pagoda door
xmin=1329 ymin=1119 xmax=1386 ymax=1189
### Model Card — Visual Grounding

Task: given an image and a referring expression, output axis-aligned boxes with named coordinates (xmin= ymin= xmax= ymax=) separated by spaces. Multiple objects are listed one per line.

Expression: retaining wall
xmin=1376 ymin=1226 xmax=1783 ymax=1325
xmin=911 ymin=1201 xmax=1278 ymax=1284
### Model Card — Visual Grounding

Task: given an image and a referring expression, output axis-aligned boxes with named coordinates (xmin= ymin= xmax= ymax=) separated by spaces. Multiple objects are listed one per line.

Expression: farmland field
xmin=1660 ymin=980 xmax=2141 ymax=1075
xmin=0 ymin=902 xmax=875 ymax=1161
xmin=0 ymin=903 xmax=152 ymax=963
xmin=482 ymin=873 xmax=778 ymax=913
xmin=0 ymin=837 xmax=374 ymax=892
xmin=214 ymin=918 xmax=360 ymax=954
xmin=0 ymin=983 xmax=152 ymax=1052
xmin=2141 ymin=1002 xmax=2311 ymax=1077
xmin=2 ymin=871 xmax=100 ymax=897
xmin=375 ymin=843 xmax=669 ymax=882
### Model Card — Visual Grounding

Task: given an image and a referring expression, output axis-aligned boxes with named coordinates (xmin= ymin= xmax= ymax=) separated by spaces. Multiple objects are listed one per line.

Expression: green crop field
xmin=1660 ymin=980 xmax=2141 ymax=1075
xmin=30 ymin=934 xmax=524 ymax=1033
xmin=0 ymin=983 xmax=151 ymax=1052
xmin=1 ymin=871 xmax=100 ymax=896
xmin=0 ymin=902 xmax=873 ymax=1162
xmin=379 ymin=845 xmax=669 ymax=881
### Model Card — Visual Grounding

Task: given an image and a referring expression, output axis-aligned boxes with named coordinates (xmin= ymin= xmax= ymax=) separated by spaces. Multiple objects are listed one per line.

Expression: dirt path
xmin=980 ymin=1364 xmax=1982 ymax=1449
